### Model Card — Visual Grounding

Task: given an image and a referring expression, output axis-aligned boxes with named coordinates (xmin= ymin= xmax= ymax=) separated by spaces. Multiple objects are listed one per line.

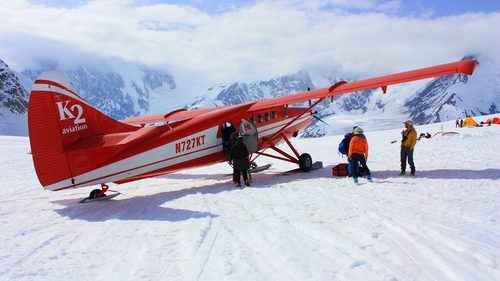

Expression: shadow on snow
xmin=50 ymin=167 xmax=498 ymax=222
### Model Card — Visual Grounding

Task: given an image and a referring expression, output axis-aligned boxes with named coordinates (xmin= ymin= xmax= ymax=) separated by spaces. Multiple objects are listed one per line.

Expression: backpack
xmin=332 ymin=163 xmax=349 ymax=176
xmin=338 ymin=134 xmax=352 ymax=155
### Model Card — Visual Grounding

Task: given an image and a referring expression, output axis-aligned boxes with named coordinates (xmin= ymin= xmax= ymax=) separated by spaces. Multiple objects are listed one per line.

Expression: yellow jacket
xmin=402 ymin=127 xmax=417 ymax=149
xmin=348 ymin=135 xmax=369 ymax=158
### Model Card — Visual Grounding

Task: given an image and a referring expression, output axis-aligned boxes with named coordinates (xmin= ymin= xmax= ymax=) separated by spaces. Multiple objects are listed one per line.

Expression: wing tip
xmin=458 ymin=59 xmax=480 ymax=75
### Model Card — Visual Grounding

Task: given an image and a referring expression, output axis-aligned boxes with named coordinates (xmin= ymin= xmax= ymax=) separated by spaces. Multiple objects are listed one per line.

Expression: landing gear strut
xmin=254 ymin=134 xmax=313 ymax=172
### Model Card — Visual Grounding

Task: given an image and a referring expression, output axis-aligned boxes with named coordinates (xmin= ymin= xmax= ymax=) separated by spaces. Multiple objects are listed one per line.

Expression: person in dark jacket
xmin=230 ymin=136 xmax=250 ymax=187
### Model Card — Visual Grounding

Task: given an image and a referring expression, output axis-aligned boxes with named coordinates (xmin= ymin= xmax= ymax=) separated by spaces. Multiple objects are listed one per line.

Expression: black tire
xmin=299 ymin=153 xmax=312 ymax=172
xmin=89 ymin=189 xmax=104 ymax=199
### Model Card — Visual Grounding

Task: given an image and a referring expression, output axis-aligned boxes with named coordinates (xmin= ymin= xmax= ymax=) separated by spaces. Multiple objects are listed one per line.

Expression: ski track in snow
xmin=0 ymin=117 xmax=499 ymax=280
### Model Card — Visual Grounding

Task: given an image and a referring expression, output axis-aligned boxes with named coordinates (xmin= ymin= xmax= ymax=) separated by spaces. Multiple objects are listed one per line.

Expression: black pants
xmin=233 ymin=169 xmax=248 ymax=184
xmin=400 ymin=146 xmax=415 ymax=173
xmin=351 ymin=153 xmax=370 ymax=178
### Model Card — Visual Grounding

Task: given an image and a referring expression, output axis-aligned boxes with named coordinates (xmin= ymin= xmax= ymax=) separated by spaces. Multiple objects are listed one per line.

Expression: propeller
xmin=307 ymin=87 xmax=330 ymax=126
xmin=311 ymin=111 xmax=330 ymax=126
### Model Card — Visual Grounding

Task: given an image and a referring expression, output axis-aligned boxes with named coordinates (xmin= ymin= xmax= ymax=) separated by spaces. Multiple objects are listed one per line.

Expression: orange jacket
xmin=348 ymin=135 xmax=369 ymax=158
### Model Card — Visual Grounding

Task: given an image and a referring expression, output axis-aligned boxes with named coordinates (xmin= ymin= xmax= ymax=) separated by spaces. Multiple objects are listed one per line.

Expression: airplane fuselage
xmin=46 ymin=103 xmax=311 ymax=191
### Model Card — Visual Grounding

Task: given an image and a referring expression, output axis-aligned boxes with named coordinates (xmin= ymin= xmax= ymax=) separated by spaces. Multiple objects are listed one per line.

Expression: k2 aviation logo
xmin=56 ymin=101 xmax=88 ymax=134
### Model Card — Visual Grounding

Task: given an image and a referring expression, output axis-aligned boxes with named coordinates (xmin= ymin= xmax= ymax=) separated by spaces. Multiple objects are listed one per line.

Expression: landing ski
xmin=249 ymin=163 xmax=272 ymax=173
xmin=225 ymin=163 xmax=272 ymax=177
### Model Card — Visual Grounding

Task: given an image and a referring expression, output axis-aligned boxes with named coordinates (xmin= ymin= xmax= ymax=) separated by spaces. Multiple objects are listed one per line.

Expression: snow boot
xmin=366 ymin=174 xmax=372 ymax=182
xmin=353 ymin=177 xmax=358 ymax=184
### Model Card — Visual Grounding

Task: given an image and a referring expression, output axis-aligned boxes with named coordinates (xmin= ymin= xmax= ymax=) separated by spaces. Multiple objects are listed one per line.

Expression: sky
xmin=0 ymin=114 xmax=499 ymax=280
xmin=1 ymin=0 xmax=499 ymax=87
xmin=26 ymin=0 xmax=500 ymax=17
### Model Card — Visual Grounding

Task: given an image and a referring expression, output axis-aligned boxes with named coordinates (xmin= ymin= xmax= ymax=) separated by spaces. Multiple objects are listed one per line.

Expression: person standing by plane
xmin=400 ymin=120 xmax=417 ymax=176
xmin=348 ymin=127 xmax=372 ymax=184
xmin=340 ymin=126 xmax=365 ymax=177
xmin=230 ymin=136 xmax=250 ymax=187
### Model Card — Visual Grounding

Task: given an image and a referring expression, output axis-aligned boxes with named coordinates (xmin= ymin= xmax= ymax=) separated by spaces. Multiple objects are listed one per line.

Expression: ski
xmin=249 ymin=163 xmax=272 ymax=173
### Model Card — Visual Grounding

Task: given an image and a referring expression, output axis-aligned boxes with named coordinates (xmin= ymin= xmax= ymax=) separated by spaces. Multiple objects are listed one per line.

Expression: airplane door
xmin=239 ymin=119 xmax=258 ymax=152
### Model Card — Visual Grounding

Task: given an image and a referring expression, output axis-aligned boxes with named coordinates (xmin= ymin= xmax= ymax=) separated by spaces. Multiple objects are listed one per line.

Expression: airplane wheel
xmin=89 ymin=189 xmax=104 ymax=199
xmin=299 ymin=153 xmax=312 ymax=172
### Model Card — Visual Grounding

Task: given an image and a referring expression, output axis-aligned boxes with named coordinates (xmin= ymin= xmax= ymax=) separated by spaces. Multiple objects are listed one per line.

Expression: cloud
xmin=0 ymin=0 xmax=499 ymax=87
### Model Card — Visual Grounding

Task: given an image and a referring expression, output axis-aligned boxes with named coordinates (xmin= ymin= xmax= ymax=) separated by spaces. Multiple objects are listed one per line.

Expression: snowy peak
xmin=0 ymin=59 xmax=29 ymax=115
xmin=0 ymin=60 xmax=29 ymax=136
xmin=215 ymin=70 xmax=315 ymax=106
xmin=21 ymin=60 xmax=177 ymax=120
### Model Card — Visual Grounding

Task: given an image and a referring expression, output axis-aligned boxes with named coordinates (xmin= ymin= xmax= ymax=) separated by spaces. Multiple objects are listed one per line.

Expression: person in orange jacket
xmin=348 ymin=127 xmax=372 ymax=184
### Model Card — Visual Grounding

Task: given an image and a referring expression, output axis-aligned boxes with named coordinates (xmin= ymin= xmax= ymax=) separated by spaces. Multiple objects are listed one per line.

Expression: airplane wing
xmin=121 ymin=107 xmax=224 ymax=126
xmin=248 ymin=59 xmax=479 ymax=111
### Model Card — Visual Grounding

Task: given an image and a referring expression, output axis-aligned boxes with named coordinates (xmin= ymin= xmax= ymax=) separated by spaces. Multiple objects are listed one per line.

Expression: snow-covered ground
xmin=0 ymin=116 xmax=499 ymax=280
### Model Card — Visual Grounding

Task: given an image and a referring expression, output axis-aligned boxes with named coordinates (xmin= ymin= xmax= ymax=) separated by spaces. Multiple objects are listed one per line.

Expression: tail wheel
xmin=299 ymin=153 xmax=312 ymax=172
xmin=250 ymin=162 xmax=258 ymax=169
xmin=89 ymin=189 xmax=105 ymax=199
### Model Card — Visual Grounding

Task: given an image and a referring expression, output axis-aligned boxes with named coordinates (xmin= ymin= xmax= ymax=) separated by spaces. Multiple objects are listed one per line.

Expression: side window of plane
xmin=272 ymin=110 xmax=277 ymax=119
xmin=265 ymin=112 xmax=270 ymax=121
xmin=257 ymin=115 xmax=263 ymax=123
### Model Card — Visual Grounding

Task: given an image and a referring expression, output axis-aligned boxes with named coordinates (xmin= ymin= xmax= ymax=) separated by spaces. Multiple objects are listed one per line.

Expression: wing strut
xmin=253 ymin=134 xmax=313 ymax=172
xmin=254 ymin=134 xmax=300 ymax=163
xmin=264 ymin=98 xmax=325 ymax=144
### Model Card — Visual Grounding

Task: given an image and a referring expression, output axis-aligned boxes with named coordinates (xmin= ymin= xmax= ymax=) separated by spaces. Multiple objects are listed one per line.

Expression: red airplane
xmin=28 ymin=59 xmax=479 ymax=200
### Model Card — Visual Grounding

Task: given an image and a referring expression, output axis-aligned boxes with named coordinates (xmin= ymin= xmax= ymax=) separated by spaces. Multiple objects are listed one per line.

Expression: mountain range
xmin=1 ymin=55 xmax=498 ymax=137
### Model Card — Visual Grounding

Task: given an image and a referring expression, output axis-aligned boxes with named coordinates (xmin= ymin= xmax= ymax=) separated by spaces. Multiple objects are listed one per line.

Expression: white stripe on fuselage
xmin=45 ymin=126 xmax=221 ymax=190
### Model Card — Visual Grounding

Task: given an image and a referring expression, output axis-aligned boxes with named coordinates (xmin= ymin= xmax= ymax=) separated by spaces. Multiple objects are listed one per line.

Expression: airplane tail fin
xmin=28 ymin=71 xmax=137 ymax=190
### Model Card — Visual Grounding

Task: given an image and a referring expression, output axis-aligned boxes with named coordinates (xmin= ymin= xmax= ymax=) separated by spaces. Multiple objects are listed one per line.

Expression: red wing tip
xmin=458 ymin=59 xmax=480 ymax=75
